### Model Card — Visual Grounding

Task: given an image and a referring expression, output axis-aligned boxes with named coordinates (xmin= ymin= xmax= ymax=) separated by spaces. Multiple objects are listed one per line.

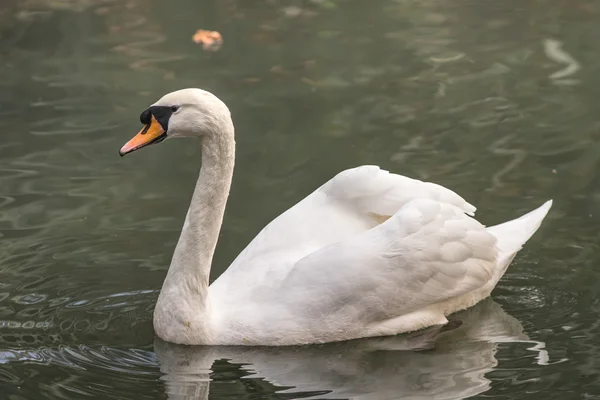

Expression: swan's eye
xmin=171 ymin=105 xmax=180 ymax=112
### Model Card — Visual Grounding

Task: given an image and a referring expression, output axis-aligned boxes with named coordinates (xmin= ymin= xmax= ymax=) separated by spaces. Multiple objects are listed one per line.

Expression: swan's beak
xmin=119 ymin=115 xmax=167 ymax=156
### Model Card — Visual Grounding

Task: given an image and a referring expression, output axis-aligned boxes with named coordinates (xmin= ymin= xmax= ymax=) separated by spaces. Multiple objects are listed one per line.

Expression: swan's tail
xmin=486 ymin=200 xmax=553 ymax=284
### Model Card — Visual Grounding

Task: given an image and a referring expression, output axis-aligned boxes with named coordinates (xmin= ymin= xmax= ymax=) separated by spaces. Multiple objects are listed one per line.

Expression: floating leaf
xmin=192 ymin=30 xmax=223 ymax=52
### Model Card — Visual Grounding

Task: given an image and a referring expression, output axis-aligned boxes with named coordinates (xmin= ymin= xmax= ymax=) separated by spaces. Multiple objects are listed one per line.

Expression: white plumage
xmin=211 ymin=166 xmax=550 ymax=345
xmin=121 ymin=89 xmax=552 ymax=346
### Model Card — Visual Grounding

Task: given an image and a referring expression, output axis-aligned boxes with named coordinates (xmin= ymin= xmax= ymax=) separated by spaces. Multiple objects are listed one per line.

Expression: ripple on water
xmin=0 ymin=344 xmax=160 ymax=399
xmin=0 ymin=288 xmax=157 ymax=349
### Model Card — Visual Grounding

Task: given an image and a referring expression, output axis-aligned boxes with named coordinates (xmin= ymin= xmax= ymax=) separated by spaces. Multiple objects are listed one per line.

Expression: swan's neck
xmin=155 ymin=123 xmax=235 ymax=343
xmin=169 ymin=133 xmax=235 ymax=289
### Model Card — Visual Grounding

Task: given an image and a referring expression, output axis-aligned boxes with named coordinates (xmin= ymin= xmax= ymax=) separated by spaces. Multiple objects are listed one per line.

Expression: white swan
xmin=119 ymin=88 xmax=552 ymax=346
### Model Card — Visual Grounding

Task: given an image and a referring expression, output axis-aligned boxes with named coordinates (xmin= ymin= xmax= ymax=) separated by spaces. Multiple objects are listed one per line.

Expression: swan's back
xmin=208 ymin=166 xmax=551 ymax=345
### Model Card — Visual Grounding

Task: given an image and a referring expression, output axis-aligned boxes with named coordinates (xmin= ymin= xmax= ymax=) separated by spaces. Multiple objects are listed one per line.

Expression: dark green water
xmin=0 ymin=0 xmax=598 ymax=398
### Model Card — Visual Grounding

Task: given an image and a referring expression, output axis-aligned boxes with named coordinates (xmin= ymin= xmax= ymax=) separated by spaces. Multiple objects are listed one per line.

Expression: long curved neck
xmin=162 ymin=125 xmax=235 ymax=305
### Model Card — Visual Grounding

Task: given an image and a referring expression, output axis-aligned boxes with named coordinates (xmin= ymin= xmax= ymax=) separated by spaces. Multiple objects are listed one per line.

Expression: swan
xmin=119 ymin=88 xmax=552 ymax=346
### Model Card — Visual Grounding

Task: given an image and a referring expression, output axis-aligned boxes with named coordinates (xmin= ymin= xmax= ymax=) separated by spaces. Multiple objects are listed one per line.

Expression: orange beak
xmin=119 ymin=115 xmax=166 ymax=156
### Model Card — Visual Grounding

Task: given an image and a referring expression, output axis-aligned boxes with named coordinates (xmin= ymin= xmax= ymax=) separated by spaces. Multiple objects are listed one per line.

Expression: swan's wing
xmin=274 ymin=198 xmax=498 ymax=340
xmin=320 ymin=165 xmax=476 ymax=219
xmin=210 ymin=166 xmax=477 ymax=297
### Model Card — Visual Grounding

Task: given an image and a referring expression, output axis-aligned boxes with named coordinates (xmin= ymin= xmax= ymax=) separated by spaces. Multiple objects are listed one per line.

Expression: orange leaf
xmin=192 ymin=30 xmax=223 ymax=52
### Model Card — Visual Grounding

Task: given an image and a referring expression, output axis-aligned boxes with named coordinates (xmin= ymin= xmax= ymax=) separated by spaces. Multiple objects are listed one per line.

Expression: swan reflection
xmin=156 ymin=299 xmax=547 ymax=400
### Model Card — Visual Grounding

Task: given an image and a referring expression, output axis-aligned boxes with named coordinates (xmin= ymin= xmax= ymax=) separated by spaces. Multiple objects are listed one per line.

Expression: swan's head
xmin=119 ymin=88 xmax=231 ymax=156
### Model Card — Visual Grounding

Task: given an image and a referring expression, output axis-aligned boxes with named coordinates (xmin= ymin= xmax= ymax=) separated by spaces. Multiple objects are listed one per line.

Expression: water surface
xmin=0 ymin=0 xmax=598 ymax=398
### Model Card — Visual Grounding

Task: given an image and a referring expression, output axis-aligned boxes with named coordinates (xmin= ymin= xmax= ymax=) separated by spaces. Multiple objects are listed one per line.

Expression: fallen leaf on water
xmin=192 ymin=30 xmax=223 ymax=51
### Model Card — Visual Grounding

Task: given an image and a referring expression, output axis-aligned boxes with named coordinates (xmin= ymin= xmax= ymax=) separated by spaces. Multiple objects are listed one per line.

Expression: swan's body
xmin=120 ymin=88 xmax=552 ymax=346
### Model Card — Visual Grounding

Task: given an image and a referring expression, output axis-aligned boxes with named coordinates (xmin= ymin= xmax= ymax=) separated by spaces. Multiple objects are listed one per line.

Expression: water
xmin=0 ymin=0 xmax=598 ymax=398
